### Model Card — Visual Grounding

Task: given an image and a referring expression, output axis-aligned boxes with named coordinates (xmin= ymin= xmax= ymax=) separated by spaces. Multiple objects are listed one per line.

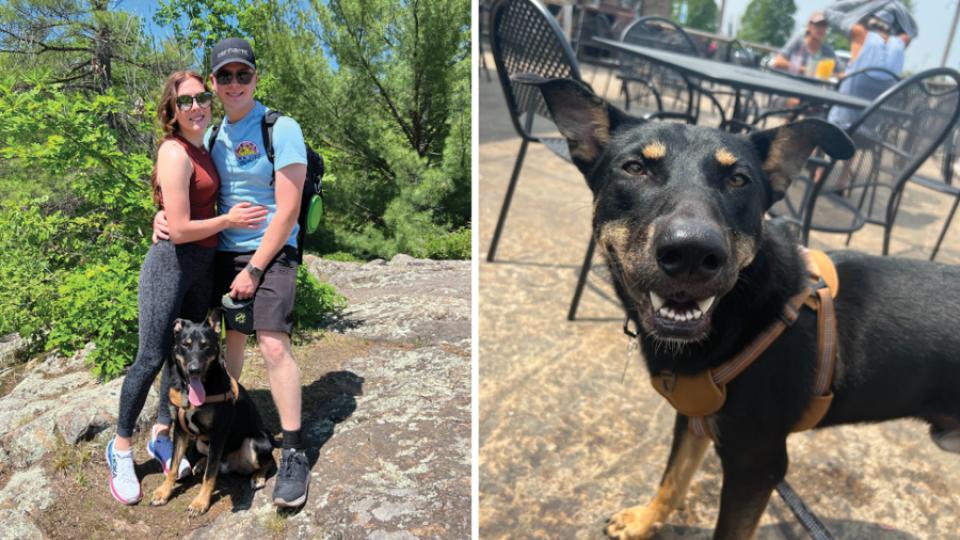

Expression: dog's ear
xmin=206 ymin=308 xmax=223 ymax=334
xmin=173 ymin=318 xmax=184 ymax=335
xmin=748 ymin=118 xmax=854 ymax=204
xmin=513 ymin=74 xmax=638 ymax=179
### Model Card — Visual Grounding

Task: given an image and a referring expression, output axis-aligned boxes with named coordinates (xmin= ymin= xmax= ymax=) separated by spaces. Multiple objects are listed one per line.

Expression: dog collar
xmin=644 ymin=249 xmax=838 ymax=443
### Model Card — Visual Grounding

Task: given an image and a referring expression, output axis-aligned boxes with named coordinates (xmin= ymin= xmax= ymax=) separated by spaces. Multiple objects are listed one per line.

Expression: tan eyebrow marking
xmin=715 ymin=148 xmax=737 ymax=166
xmin=641 ymin=141 xmax=666 ymax=160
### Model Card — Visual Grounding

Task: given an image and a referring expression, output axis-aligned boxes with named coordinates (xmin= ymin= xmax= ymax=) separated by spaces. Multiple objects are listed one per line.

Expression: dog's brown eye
xmin=728 ymin=174 xmax=749 ymax=188
xmin=623 ymin=160 xmax=646 ymax=176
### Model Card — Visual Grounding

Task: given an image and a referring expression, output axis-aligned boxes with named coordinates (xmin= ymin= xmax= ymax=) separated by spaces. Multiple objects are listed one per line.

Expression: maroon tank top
xmin=159 ymin=135 xmax=220 ymax=248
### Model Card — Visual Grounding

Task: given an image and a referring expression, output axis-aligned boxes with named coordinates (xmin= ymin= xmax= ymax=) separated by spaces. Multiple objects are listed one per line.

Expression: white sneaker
xmin=106 ymin=438 xmax=141 ymax=504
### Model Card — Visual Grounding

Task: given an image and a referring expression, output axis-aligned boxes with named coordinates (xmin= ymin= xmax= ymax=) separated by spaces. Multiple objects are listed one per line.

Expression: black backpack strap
xmin=262 ymin=110 xmax=281 ymax=163
xmin=207 ymin=120 xmax=222 ymax=153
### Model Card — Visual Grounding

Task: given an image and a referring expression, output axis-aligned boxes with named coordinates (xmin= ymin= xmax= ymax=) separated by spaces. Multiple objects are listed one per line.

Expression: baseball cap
xmin=808 ymin=11 xmax=827 ymax=25
xmin=210 ymin=38 xmax=257 ymax=74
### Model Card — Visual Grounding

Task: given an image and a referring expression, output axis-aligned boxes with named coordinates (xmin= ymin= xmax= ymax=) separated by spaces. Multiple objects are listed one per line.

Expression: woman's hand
xmin=226 ymin=202 xmax=268 ymax=229
xmin=152 ymin=210 xmax=169 ymax=243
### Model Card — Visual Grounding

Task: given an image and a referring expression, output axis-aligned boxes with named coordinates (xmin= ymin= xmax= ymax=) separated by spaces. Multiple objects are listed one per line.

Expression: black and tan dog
xmin=150 ymin=311 xmax=277 ymax=516
xmin=516 ymin=75 xmax=960 ymax=539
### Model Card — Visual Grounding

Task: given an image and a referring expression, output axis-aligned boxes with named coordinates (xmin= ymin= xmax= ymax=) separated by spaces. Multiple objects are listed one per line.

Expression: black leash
xmin=776 ymin=481 xmax=835 ymax=540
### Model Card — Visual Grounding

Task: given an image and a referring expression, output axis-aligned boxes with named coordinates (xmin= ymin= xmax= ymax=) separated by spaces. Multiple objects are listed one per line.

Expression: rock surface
xmin=0 ymin=255 xmax=470 ymax=539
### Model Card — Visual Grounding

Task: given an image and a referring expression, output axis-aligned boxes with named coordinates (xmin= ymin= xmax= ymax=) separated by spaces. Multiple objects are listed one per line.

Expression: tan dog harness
xmin=649 ymin=249 xmax=838 ymax=442
xmin=170 ymin=376 xmax=240 ymax=440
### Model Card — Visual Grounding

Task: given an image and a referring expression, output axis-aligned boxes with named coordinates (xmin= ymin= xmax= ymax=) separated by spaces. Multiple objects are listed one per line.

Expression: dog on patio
xmin=150 ymin=311 xmax=277 ymax=516
xmin=516 ymin=75 xmax=960 ymax=539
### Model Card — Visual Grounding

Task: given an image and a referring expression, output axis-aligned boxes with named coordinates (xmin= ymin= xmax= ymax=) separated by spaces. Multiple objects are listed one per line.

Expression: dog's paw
xmin=187 ymin=497 xmax=210 ymax=517
xmin=150 ymin=487 xmax=172 ymax=507
xmin=605 ymin=505 xmax=663 ymax=540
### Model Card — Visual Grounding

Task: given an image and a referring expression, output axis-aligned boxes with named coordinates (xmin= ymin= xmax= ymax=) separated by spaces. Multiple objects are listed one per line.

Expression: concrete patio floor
xmin=478 ymin=58 xmax=960 ymax=539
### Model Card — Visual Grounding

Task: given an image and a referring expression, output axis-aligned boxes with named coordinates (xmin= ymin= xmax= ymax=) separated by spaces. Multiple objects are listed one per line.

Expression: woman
xmin=106 ymin=70 xmax=266 ymax=504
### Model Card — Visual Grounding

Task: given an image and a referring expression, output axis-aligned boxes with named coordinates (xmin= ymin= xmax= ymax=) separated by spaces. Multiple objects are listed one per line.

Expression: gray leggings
xmin=116 ymin=240 xmax=215 ymax=438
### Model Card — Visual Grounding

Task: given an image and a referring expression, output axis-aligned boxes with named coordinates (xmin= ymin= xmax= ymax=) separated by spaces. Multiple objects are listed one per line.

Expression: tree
xmin=673 ymin=0 xmax=718 ymax=33
xmin=737 ymin=0 xmax=796 ymax=47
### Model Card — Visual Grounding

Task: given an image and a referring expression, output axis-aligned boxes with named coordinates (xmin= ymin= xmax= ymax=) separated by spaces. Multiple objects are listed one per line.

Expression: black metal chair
xmin=902 ymin=118 xmax=960 ymax=260
xmin=571 ymin=8 xmax=615 ymax=68
xmin=616 ymin=17 xmax=702 ymax=122
xmin=485 ymin=0 xmax=598 ymax=320
xmin=796 ymin=68 xmax=960 ymax=257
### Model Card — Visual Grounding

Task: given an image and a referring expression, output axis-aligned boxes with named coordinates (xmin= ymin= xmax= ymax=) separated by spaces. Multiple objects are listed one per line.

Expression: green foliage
xmin=46 ymin=249 xmax=141 ymax=380
xmin=321 ymin=251 xmax=363 ymax=262
xmin=737 ymin=0 xmax=797 ymax=47
xmin=294 ymin=265 xmax=347 ymax=329
xmin=826 ymin=32 xmax=851 ymax=54
xmin=254 ymin=0 xmax=472 ymax=260
xmin=424 ymin=227 xmax=471 ymax=260
xmin=673 ymin=0 xmax=718 ymax=33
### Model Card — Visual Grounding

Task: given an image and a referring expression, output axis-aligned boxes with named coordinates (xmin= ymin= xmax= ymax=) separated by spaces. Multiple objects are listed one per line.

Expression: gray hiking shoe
xmin=272 ymin=448 xmax=310 ymax=507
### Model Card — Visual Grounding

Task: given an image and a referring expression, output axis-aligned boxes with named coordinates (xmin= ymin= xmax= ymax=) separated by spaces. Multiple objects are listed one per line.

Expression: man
xmin=156 ymin=37 xmax=311 ymax=508
xmin=772 ymin=11 xmax=837 ymax=77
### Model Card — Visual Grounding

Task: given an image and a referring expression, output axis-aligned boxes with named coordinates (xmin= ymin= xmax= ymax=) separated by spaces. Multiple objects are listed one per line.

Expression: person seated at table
xmin=824 ymin=0 xmax=915 ymax=128
xmin=772 ymin=11 xmax=837 ymax=78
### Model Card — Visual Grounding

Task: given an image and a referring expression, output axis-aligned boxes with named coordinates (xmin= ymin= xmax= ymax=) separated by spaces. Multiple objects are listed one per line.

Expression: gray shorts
xmin=214 ymin=246 xmax=298 ymax=334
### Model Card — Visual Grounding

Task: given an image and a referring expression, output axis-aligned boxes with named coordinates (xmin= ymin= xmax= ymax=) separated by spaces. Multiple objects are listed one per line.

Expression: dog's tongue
xmin=188 ymin=376 xmax=206 ymax=407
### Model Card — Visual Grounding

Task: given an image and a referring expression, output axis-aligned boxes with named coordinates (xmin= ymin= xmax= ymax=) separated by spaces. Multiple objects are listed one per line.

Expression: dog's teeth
xmin=650 ymin=292 xmax=666 ymax=311
xmin=693 ymin=308 xmax=703 ymax=319
xmin=697 ymin=296 xmax=716 ymax=313
xmin=664 ymin=308 xmax=675 ymax=320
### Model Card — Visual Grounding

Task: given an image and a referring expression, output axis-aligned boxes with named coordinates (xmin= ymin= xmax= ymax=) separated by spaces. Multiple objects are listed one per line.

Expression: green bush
xmin=294 ymin=266 xmax=347 ymax=329
xmin=425 ymin=227 xmax=471 ymax=260
xmin=321 ymin=251 xmax=363 ymax=263
xmin=46 ymin=250 xmax=142 ymax=380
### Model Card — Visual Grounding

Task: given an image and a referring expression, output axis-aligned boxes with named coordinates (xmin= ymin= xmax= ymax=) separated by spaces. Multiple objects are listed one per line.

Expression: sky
xmin=719 ymin=0 xmax=960 ymax=72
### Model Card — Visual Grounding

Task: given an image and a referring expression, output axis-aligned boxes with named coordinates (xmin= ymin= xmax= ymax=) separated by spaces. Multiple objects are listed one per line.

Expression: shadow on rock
xmin=248 ymin=370 xmax=364 ymax=467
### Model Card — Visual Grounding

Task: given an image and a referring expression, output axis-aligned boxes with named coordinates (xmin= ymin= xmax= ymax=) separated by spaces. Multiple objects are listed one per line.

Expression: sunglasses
xmin=175 ymin=91 xmax=213 ymax=111
xmin=214 ymin=69 xmax=255 ymax=86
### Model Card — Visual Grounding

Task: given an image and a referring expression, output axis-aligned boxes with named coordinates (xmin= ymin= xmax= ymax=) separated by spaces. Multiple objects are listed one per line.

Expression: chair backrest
xmin=490 ymin=0 xmax=582 ymax=141
xmin=805 ymin=68 xmax=960 ymax=235
xmin=572 ymin=9 xmax=614 ymax=64
xmin=834 ymin=67 xmax=901 ymax=91
xmin=618 ymin=17 xmax=701 ymax=116
xmin=724 ymin=39 xmax=758 ymax=67
xmin=619 ymin=17 xmax=701 ymax=56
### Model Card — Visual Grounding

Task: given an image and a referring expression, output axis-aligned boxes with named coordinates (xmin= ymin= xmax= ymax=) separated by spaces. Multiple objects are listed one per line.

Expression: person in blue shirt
xmin=155 ymin=38 xmax=312 ymax=508
xmin=825 ymin=0 xmax=915 ymax=128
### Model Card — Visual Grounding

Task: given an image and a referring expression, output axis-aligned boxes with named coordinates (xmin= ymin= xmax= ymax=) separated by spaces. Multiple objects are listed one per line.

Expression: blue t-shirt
xmin=205 ymin=101 xmax=307 ymax=252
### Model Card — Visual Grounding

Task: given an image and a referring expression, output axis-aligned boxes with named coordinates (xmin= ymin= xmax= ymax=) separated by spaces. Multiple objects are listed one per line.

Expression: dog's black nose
xmin=655 ymin=221 xmax=727 ymax=280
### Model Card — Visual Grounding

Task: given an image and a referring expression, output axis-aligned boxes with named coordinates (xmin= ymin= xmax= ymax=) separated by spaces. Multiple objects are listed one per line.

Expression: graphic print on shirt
xmin=235 ymin=140 xmax=260 ymax=166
